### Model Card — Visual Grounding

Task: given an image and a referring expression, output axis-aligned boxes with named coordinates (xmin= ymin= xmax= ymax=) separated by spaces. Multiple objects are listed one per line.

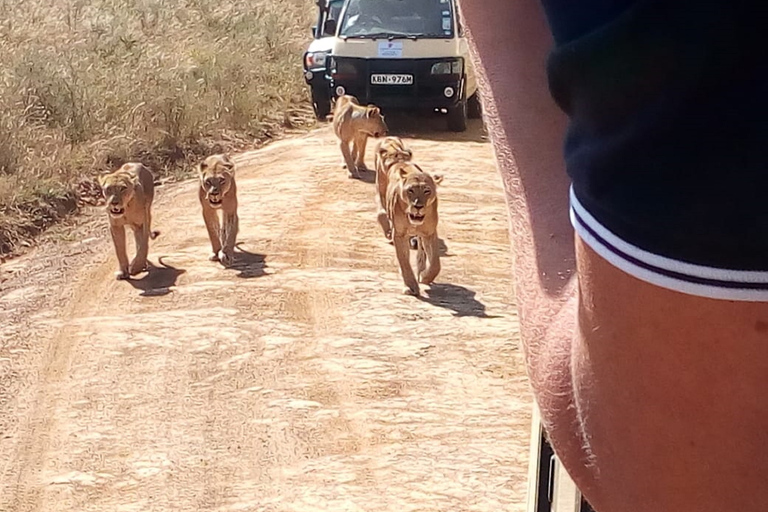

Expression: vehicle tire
xmin=311 ymin=86 xmax=332 ymax=121
xmin=468 ymin=92 xmax=482 ymax=119
xmin=447 ymin=99 xmax=468 ymax=132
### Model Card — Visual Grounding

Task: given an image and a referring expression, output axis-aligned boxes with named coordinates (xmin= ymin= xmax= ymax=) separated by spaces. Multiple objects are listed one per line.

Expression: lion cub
xmin=333 ymin=94 xmax=388 ymax=178
xmin=198 ymin=154 xmax=239 ymax=266
xmin=374 ymin=136 xmax=413 ymax=241
xmin=384 ymin=161 xmax=443 ymax=296
xmin=98 ymin=163 xmax=160 ymax=280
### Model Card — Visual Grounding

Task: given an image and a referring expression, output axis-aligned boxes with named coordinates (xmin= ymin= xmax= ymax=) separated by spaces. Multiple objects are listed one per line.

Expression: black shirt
xmin=541 ymin=0 xmax=768 ymax=270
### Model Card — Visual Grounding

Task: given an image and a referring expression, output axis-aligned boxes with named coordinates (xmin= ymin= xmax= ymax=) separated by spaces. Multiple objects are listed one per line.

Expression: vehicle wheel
xmin=447 ymin=99 xmax=468 ymax=132
xmin=468 ymin=92 xmax=482 ymax=119
xmin=311 ymin=86 xmax=332 ymax=121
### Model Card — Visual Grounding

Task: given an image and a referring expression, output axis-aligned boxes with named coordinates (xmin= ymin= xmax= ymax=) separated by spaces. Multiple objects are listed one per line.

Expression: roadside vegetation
xmin=0 ymin=0 xmax=314 ymax=256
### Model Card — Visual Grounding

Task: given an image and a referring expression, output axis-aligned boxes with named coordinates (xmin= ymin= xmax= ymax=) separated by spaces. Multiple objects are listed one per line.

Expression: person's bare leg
xmin=459 ymin=0 xmax=768 ymax=510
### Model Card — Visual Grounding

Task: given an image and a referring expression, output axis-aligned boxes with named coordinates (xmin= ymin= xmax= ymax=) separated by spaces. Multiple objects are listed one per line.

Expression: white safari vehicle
xmin=303 ymin=0 xmax=346 ymax=120
xmin=328 ymin=0 xmax=480 ymax=132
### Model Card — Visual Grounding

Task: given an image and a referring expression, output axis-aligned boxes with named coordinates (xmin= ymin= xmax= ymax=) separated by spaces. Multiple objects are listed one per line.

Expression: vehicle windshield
xmin=339 ymin=0 xmax=454 ymax=39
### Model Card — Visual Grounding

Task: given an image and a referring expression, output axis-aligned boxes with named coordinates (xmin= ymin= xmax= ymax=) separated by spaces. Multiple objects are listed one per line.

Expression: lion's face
xmin=99 ymin=173 xmax=136 ymax=218
xmin=199 ymin=154 xmax=235 ymax=209
xmin=396 ymin=165 xmax=443 ymax=226
xmin=362 ymin=106 xmax=388 ymax=138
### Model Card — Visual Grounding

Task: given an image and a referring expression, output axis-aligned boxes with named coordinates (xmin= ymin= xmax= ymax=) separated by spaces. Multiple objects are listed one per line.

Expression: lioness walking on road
xmin=374 ymin=136 xmax=413 ymax=241
xmin=333 ymin=94 xmax=388 ymax=178
xmin=198 ymin=154 xmax=239 ymax=266
xmin=98 ymin=163 xmax=160 ymax=280
xmin=384 ymin=161 xmax=443 ymax=296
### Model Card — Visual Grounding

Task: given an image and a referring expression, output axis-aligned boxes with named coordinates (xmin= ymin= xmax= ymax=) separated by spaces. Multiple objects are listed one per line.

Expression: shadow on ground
xmin=351 ymin=168 xmax=376 ymax=184
xmin=128 ymin=258 xmax=186 ymax=297
xmin=384 ymin=113 xmax=488 ymax=143
xmin=230 ymin=244 xmax=268 ymax=279
xmin=420 ymin=282 xmax=500 ymax=318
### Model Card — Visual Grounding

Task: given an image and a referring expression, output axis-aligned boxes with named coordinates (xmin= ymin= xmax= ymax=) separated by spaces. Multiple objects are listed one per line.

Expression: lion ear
xmin=432 ymin=174 xmax=444 ymax=185
xmin=367 ymin=106 xmax=380 ymax=118
xmin=97 ymin=174 xmax=108 ymax=188
xmin=198 ymin=161 xmax=208 ymax=174
xmin=222 ymin=155 xmax=235 ymax=173
xmin=398 ymin=166 xmax=409 ymax=179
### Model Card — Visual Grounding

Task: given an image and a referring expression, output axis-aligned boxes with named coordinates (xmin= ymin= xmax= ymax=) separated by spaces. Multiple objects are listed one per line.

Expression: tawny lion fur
xmin=374 ymin=136 xmax=413 ymax=240
xmin=333 ymin=94 xmax=388 ymax=178
xmin=383 ymin=161 xmax=444 ymax=296
xmin=98 ymin=162 xmax=160 ymax=280
xmin=198 ymin=154 xmax=239 ymax=266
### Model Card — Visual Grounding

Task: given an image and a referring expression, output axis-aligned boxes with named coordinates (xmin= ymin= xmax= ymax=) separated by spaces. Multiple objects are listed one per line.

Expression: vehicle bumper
xmin=330 ymin=57 xmax=465 ymax=110
xmin=303 ymin=68 xmax=330 ymax=87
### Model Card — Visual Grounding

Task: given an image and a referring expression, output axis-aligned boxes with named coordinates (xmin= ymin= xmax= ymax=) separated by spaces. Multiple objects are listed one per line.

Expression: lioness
xmin=385 ymin=162 xmax=444 ymax=296
xmin=333 ymin=94 xmax=388 ymax=178
xmin=199 ymin=154 xmax=239 ymax=266
xmin=98 ymin=163 xmax=160 ymax=280
xmin=374 ymin=136 xmax=413 ymax=240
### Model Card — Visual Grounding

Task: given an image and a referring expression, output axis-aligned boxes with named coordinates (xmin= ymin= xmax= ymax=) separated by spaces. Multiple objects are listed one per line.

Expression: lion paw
xmin=115 ymin=270 xmax=129 ymax=280
xmin=129 ymin=260 xmax=148 ymax=276
xmin=209 ymin=252 xmax=220 ymax=262
xmin=219 ymin=250 xmax=234 ymax=266
xmin=403 ymin=285 xmax=420 ymax=296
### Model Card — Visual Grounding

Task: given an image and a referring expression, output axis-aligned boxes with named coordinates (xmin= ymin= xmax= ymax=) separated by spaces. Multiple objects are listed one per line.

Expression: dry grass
xmin=0 ymin=0 xmax=315 ymax=255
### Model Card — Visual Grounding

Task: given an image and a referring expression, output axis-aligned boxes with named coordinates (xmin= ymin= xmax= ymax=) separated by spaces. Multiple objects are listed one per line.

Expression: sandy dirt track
xmin=0 ymin=120 xmax=532 ymax=511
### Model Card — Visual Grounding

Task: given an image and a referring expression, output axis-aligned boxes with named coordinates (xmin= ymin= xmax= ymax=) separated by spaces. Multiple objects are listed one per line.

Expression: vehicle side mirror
xmin=323 ymin=18 xmax=337 ymax=36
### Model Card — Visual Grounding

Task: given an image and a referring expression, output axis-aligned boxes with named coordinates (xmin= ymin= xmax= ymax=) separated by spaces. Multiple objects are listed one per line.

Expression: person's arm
xmin=459 ymin=3 xmax=768 ymax=511
xmin=456 ymin=0 xmax=594 ymax=489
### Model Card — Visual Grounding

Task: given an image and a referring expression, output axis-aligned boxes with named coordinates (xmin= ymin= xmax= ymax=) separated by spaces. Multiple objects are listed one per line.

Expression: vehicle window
xmin=340 ymin=0 xmax=453 ymax=39
xmin=329 ymin=0 xmax=344 ymax=22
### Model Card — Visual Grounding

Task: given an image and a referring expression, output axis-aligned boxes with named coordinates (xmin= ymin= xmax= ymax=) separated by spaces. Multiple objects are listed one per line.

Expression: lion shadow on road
xmin=229 ymin=244 xmax=268 ymax=279
xmin=419 ymin=282 xmax=500 ymax=318
xmin=127 ymin=257 xmax=186 ymax=297
xmin=350 ymin=167 xmax=376 ymax=184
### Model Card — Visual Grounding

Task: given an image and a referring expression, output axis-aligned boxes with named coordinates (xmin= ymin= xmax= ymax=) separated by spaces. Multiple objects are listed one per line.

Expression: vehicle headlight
xmin=305 ymin=51 xmax=329 ymax=70
xmin=430 ymin=59 xmax=463 ymax=75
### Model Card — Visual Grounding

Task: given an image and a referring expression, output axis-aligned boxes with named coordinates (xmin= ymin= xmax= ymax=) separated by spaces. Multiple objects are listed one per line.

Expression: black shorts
xmin=541 ymin=0 xmax=768 ymax=301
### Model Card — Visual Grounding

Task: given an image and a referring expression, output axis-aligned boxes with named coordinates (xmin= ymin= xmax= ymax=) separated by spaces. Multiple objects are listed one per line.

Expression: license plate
xmin=370 ymin=74 xmax=414 ymax=85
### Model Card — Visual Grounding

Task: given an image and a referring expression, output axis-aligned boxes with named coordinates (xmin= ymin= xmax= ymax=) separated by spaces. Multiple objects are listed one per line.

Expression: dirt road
xmin=0 ymin=120 xmax=532 ymax=511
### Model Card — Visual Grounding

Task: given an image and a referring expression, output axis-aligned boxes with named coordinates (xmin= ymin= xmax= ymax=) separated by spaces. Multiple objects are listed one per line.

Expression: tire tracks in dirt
xmin=1 ymin=122 xmax=532 ymax=512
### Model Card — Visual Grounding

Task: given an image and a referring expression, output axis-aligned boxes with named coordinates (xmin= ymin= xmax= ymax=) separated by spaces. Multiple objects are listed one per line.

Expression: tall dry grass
xmin=0 ymin=0 xmax=315 ymax=254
